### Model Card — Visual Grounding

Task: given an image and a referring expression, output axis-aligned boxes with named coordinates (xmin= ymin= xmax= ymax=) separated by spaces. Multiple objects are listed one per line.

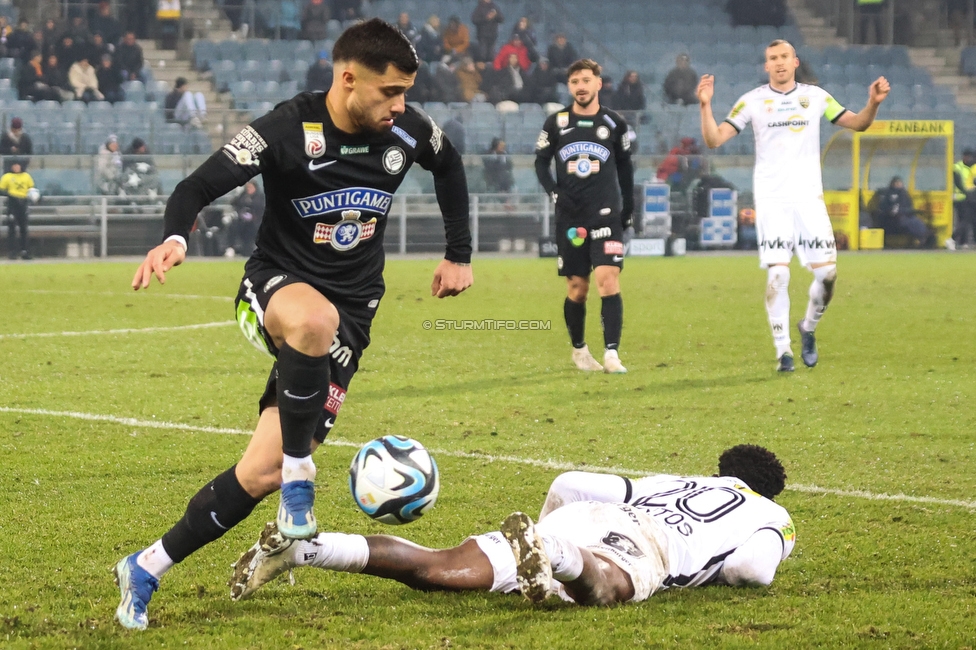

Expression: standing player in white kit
xmin=697 ymin=40 xmax=889 ymax=371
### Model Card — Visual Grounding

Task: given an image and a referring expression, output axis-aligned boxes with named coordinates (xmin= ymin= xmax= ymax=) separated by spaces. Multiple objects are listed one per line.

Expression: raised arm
xmin=834 ymin=77 xmax=890 ymax=132
xmin=698 ymin=75 xmax=739 ymax=149
xmin=719 ymin=528 xmax=788 ymax=587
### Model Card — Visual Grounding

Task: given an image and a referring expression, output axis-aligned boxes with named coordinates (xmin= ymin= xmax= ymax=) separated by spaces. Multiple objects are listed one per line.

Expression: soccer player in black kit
xmin=116 ymin=19 xmax=473 ymax=631
xmin=535 ymin=59 xmax=634 ymax=374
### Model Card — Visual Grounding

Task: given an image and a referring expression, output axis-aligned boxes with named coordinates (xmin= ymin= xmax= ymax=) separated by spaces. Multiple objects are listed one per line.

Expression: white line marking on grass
xmin=2 ymin=407 xmax=974 ymax=511
xmin=21 ymin=289 xmax=234 ymax=302
xmin=0 ymin=321 xmax=235 ymax=340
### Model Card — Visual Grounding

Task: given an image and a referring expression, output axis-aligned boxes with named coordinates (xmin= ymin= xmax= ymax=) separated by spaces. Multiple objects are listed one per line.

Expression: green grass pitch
xmin=1 ymin=253 xmax=974 ymax=649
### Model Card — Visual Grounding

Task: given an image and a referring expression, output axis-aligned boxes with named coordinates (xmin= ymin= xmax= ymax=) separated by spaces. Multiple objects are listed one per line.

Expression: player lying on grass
xmin=230 ymin=445 xmax=795 ymax=605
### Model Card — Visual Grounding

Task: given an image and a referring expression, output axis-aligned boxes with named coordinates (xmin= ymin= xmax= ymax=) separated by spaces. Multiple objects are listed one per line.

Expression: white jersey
xmin=626 ymin=474 xmax=795 ymax=588
xmin=725 ymin=83 xmax=847 ymax=202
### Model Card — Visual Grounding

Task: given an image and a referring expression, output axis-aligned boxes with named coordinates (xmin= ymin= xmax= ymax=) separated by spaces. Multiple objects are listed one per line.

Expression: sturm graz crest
xmin=331 ymin=210 xmax=363 ymax=251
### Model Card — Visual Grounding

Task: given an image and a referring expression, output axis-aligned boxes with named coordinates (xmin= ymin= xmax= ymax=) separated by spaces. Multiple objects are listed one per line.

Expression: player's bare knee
xmin=288 ymin=307 xmax=339 ymax=355
xmin=567 ymin=277 xmax=589 ymax=302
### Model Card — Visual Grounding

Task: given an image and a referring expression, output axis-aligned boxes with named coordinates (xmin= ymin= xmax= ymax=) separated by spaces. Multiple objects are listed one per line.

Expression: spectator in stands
xmin=97 ymin=134 xmax=123 ymax=195
xmin=471 ymin=0 xmax=504 ymax=63
xmin=0 ymin=17 xmax=13 ymax=56
xmin=222 ymin=0 xmax=246 ymax=32
xmin=116 ymin=31 xmax=144 ymax=81
xmin=156 ymin=0 xmax=181 ymax=50
xmin=455 ymin=56 xmax=483 ymax=101
xmin=0 ymin=117 xmax=34 ymax=173
xmin=442 ymin=113 xmax=466 ymax=154
xmin=601 ymin=75 xmax=616 ymax=109
xmin=857 ymin=0 xmax=887 ymax=45
xmin=42 ymin=18 xmax=62 ymax=59
xmin=164 ymin=77 xmax=207 ymax=128
xmin=663 ymin=53 xmax=699 ymax=105
xmin=483 ymin=137 xmax=514 ymax=192
xmin=546 ymin=33 xmax=578 ymax=79
xmin=510 ymin=16 xmax=539 ymax=63
xmin=872 ymin=176 xmax=934 ymax=247
xmin=442 ymin=16 xmax=470 ymax=62
xmin=406 ymin=61 xmax=433 ymax=103
xmin=301 ymin=0 xmax=331 ymax=41
xmin=43 ymin=54 xmax=75 ymax=101
xmin=69 ymin=55 xmax=104 ymax=102
xmin=18 ymin=52 xmax=61 ymax=102
xmin=415 ymin=16 xmax=444 ymax=64
xmin=0 ymin=161 xmax=36 ymax=260
xmin=396 ymin=12 xmax=418 ymax=43
xmin=65 ymin=15 xmax=92 ymax=47
xmin=88 ymin=32 xmax=110 ymax=63
xmin=89 ymin=1 xmax=122 ymax=46
xmin=332 ymin=0 xmax=363 ymax=22
xmin=121 ymin=137 xmax=161 ymax=198
xmin=430 ymin=61 xmax=461 ymax=103
xmin=96 ymin=53 xmax=125 ymax=103
xmin=726 ymin=0 xmax=786 ymax=27
xmin=229 ymin=181 xmax=265 ymax=256
xmin=615 ymin=70 xmax=646 ymax=111
xmin=524 ymin=57 xmax=559 ymax=104
xmin=487 ymin=53 xmax=525 ymax=103
xmin=657 ymin=137 xmax=703 ymax=190
xmin=8 ymin=19 xmax=37 ymax=62
xmin=305 ymin=51 xmax=334 ymax=92
xmin=493 ymin=34 xmax=530 ymax=72
xmin=952 ymin=148 xmax=976 ymax=249
xmin=57 ymin=35 xmax=81 ymax=72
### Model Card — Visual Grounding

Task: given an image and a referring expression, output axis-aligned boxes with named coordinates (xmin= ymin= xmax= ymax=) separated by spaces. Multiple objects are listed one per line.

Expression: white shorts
xmin=474 ymin=501 xmax=670 ymax=603
xmin=756 ymin=198 xmax=838 ymax=269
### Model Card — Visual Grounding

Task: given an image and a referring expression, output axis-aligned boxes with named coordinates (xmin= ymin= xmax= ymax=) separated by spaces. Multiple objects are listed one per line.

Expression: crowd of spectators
xmin=13 ymin=2 xmax=146 ymax=106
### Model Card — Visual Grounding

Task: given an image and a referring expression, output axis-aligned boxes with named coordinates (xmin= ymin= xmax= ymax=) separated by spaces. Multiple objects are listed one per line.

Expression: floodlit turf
xmin=1 ymin=253 xmax=974 ymax=648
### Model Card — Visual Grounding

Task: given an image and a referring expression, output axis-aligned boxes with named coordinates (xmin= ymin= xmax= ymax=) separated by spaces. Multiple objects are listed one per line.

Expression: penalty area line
xmin=0 ymin=321 xmax=236 ymax=340
xmin=2 ymin=406 xmax=974 ymax=511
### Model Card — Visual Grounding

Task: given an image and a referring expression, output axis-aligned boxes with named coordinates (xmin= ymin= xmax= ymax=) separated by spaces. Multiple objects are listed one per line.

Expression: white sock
xmin=541 ymin=533 xmax=584 ymax=582
xmin=604 ymin=349 xmax=619 ymax=359
xmin=281 ymin=454 xmax=316 ymax=483
xmin=294 ymin=533 xmax=370 ymax=573
xmin=802 ymin=264 xmax=837 ymax=332
xmin=765 ymin=266 xmax=792 ymax=358
xmin=136 ymin=540 xmax=174 ymax=579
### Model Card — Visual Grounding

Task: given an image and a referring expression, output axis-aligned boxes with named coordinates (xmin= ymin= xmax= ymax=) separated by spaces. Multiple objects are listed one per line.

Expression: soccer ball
xmin=26 ymin=188 xmax=40 ymax=203
xmin=349 ymin=435 xmax=439 ymax=525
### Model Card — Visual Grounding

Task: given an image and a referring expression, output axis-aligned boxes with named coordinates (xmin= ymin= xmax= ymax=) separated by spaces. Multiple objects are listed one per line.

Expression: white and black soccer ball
xmin=26 ymin=187 xmax=40 ymax=203
xmin=349 ymin=435 xmax=439 ymax=525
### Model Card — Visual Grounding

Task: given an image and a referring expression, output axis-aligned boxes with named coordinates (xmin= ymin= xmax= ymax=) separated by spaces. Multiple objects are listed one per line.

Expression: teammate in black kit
xmin=535 ymin=59 xmax=634 ymax=374
xmin=115 ymin=19 xmax=473 ymax=631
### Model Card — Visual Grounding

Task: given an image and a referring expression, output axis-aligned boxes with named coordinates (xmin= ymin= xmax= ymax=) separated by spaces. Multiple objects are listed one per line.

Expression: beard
xmin=574 ymin=93 xmax=596 ymax=108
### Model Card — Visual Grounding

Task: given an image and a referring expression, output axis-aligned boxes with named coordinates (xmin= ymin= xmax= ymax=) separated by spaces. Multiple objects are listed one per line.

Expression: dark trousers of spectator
xmin=103 ymin=88 xmax=126 ymax=103
xmin=473 ymin=40 xmax=496 ymax=63
xmin=231 ymin=218 xmax=259 ymax=256
xmin=954 ymin=200 xmax=976 ymax=245
xmin=859 ymin=6 xmax=885 ymax=44
xmin=883 ymin=214 xmax=931 ymax=244
xmin=6 ymin=198 xmax=29 ymax=258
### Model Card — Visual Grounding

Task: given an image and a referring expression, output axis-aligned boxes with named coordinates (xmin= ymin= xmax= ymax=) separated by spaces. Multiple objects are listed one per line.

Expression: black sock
xmin=601 ymin=293 xmax=623 ymax=351
xmin=161 ymin=465 xmax=262 ymax=563
xmin=564 ymin=298 xmax=586 ymax=349
xmin=276 ymin=342 xmax=331 ymax=459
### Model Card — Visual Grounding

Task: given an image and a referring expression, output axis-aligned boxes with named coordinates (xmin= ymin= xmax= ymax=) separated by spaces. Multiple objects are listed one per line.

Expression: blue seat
xmin=242 ymin=40 xmax=271 ymax=61
xmin=194 ymin=40 xmax=218 ymax=70
xmin=216 ymin=40 xmax=243 ymax=61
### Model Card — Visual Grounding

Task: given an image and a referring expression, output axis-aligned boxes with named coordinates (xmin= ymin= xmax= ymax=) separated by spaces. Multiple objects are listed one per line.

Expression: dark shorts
xmin=556 ymin=211 xmax=625 ymax=277
xmin=234 ymin=263 xmax=377 ymax=443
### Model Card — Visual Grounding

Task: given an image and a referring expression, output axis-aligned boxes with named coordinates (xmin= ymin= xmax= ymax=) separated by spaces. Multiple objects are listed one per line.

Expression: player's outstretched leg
xmin=766 ymin=265 xmax=794 ymax=371
xmin=113 ymin=552 xmax=160 ymax=630
xmin=501 ymin=512 xmax=553 ymax=602
xmin=798 ymin=263 xmax=836 ymax=367
xmin=230 ymin=521 xmax=297 ymax=600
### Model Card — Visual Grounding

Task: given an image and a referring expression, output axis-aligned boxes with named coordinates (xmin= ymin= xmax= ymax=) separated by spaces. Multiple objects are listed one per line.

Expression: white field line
xmin=0 ymin=321 xmax=235 ymax=340
xmin=20 ymin=289 xmax=234 ymax=302
xmin=2 ymin=407 xmax=974 ymax=511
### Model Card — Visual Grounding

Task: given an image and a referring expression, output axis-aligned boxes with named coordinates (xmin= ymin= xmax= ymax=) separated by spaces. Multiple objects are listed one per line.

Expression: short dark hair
xmin=332 ymin=18 xmax=419 ymax=75
xmin=766 ymin=39 xmax=796 ymax=57
xmin=718 ymin=444 xmax=787 ymax=500
xmin=567 ymin=58 xmax=601 ymax=79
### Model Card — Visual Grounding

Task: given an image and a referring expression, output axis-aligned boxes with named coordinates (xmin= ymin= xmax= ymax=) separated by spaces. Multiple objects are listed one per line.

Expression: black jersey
xmin=163 ymin=92 xmax=471 ymax=302
xmin=534 ymin=105 xmax=634 ymax=223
